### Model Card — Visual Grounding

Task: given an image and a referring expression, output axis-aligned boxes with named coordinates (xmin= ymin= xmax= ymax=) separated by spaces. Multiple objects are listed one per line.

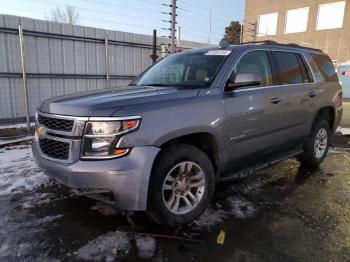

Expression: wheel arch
xmin=154 ymin=130 xmax=220 ymax=175
xmin=313 ymin=106 xmax=336 ymax=130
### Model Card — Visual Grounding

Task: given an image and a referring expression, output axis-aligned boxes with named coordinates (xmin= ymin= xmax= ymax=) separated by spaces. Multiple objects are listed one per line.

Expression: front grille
xmin=38 ymin=115 xmax=74 ymax=132
xmin=39 ymin=138 xmax=70 ymax=160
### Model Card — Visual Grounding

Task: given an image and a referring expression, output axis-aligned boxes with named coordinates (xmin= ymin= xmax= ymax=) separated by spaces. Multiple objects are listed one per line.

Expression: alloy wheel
xmin=162 ymin=161 xmax=205 ymax=215
xmin=314 ymin=127 xmax=328 ymax=159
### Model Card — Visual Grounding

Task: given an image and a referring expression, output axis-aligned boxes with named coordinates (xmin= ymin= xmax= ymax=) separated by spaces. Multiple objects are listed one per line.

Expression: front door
xmin=222 ymin=50 xmax=289 ymax=170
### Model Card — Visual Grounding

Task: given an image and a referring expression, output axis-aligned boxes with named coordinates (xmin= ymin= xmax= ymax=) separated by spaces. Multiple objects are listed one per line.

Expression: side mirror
xmin=225 ymin=73 xmax=261 ymax=92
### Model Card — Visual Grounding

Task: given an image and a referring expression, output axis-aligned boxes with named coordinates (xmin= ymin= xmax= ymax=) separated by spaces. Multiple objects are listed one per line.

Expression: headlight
xmin=81 ymin=117 xmax=141 ymax=160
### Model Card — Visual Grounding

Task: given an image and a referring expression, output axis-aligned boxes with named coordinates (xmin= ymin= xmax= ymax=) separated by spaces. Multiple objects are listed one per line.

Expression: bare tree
xmin=46 ymin=5 xmax=80 ymax=25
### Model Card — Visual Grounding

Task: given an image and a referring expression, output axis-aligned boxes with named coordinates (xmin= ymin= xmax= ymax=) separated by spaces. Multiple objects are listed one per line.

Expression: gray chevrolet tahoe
xmin=33 ymin=43 xmax=343 ymax=226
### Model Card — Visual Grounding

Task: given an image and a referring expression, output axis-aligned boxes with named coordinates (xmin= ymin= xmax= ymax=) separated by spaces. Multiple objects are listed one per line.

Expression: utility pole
xmin=170 ymin=0 xmax=176 ymax=53
xmin=176 ymin=26 xmax=181 ymax=47
xmin=18 ymin=25 xmax=31 ymax=132
xmin=208 ymin=9 xmax=212 ymax=44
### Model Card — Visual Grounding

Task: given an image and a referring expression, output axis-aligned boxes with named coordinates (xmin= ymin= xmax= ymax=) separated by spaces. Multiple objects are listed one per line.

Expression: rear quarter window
xmin=311 ymin=54 xmax=338 ymax=82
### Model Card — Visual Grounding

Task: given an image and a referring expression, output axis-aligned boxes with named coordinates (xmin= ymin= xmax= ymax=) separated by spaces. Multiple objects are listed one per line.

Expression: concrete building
xmin=243 ymin=0 xmax=350 ymax=66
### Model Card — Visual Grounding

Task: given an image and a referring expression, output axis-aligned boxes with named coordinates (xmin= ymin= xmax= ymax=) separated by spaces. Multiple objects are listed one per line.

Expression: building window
xmin=316 ymin=1 xmax=346 ymax=30
xmin=285 ymin=7 xmax=309 ymax=34
xmin=258 ymin=12 xmax=278 ymax=37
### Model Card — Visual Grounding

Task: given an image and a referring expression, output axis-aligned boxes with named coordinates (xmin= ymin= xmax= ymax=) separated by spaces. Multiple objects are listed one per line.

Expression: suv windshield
xmin=131 ymin=50 xmax=230 ymax=88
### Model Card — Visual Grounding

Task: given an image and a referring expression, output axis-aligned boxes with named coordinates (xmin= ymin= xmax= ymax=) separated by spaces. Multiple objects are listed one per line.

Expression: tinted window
xmin=232 ymin=50 xmax=273 ymax=87
xmin=132 ymin=51 xmax=228 ymax=88
xmin=311 ymin=54 xmax=338 ymax=82
xmin=273 ymin=52 xmax=306 ymax=84
xmin=298 ymin=54 xmax=314 ymax=83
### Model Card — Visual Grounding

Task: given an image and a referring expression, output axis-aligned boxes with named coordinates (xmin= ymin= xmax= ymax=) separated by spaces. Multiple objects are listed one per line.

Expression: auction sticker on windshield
xmin=204 ymin=50 xmax=232 ymax=56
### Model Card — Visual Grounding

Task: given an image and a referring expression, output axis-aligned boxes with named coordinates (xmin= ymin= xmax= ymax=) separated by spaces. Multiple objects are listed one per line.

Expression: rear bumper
xmin=32 ymin=141 xmax=160 ymax=210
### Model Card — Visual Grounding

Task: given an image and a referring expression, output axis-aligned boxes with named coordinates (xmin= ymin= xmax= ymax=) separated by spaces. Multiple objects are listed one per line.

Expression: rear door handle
xmin=308 ymin=91 xmax=317 ymax=98
xmin=270 ymin=97 xmax=282 ymax=104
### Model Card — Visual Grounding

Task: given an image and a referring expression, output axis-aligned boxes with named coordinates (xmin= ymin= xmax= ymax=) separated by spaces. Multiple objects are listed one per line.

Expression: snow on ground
xmin=191 ymin=204 xmax=228 ymax=230
xmin=192 ymin=170 xmax=288 ymax=229
xmin=0 ymin=145 xmax=64 ymax=260
xmin=191 ymin=197 xmax=257 ymax=229
xmin=337 ymin=127 xmax=350 ymax=136
xmin=225 ymin=197 xmax=257 ymax=218
xmin=135 ymin=236 xmax=157 ymax=258
xmin=75 ymin=231 xmax=131 ymax=261
xmin=0 ymin=145 xmax=49 ymax=196
xmin=75 ymin=231 xmax=157 ymax=261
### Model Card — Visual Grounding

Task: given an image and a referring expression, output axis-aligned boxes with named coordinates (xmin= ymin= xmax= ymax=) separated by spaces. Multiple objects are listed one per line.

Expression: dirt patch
xmin=332 ymin=133 xmax=350 ymax=148
xmin=0 ymin=127 xmax=35 ymax=138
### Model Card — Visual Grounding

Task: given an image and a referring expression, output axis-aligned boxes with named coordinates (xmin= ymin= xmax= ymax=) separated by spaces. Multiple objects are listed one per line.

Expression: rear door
xmin=270 ymin=50 xmax=315 ymax=147
xmin=222 ymin=49 xmax=292 ymax=169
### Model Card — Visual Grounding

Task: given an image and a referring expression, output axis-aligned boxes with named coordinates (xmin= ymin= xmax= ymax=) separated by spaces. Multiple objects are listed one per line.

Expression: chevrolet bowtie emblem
xmin=36 ymin=126 xmax=46 ymax=139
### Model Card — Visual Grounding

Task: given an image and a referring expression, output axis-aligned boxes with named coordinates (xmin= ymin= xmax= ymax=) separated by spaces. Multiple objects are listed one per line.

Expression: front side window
xmin=273 ymin=52 xmax=306 ymax=84
xmin=131 ymin=51 xmax=229 ymax=89
xmin=232 ymin=50 xmax=273 ymax=87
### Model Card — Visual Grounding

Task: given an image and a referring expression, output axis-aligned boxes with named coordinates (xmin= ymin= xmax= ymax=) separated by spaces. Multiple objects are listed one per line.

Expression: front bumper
xmin=32 ymin=141 xmax=160 ymax=210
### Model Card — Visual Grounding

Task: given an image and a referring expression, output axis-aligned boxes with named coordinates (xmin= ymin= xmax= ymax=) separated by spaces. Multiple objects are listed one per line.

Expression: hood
xmin=39 ymin=86 xmax=199 ymax=116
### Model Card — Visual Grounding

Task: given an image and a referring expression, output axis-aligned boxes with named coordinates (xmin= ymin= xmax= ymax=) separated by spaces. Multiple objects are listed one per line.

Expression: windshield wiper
xmin=140 ymin=83 xmax=172 ymax=87
xmin=139 ymin=83 xmax=206 ymax=89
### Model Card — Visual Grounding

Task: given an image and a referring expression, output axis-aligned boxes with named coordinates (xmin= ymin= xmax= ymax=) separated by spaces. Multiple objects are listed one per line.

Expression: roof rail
xmin=241 ymin=40 xmax=323 ymax=53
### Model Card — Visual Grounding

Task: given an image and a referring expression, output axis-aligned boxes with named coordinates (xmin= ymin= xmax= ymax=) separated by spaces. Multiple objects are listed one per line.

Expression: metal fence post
xmin=105 ymin=37 xmax=110 ymax=88
xmin=150 ymin=29 xmax=158 ymax=64
xmin=18 ymin=24 xmax=31 ymax=131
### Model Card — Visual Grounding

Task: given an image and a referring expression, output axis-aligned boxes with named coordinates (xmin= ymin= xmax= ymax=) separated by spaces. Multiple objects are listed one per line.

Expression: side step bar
xmin=219 ymin=148 xmax=304 ymax=183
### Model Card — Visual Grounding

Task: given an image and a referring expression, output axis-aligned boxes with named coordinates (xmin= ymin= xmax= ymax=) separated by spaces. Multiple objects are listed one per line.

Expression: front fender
xmin=116 ymin=93 xmax=226 ymax=151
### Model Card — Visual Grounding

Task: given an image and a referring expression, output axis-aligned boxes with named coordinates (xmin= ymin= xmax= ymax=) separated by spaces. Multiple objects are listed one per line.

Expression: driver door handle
xmin=308 ymin=91 xmax=317 ymax=98
xmin=270 ymin=97 xmax=282 ymax=104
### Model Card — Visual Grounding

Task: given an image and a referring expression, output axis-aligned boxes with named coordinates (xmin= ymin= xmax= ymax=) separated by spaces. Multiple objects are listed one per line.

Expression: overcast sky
xmin=1 ymin=0 xmax=245 ymax=44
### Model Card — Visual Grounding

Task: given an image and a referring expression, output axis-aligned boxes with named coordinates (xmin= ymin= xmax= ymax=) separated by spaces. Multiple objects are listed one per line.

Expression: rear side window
xmin=311 ymin=54 xmax=338 ymax=82
xmin=298 ymin=55 xmax=314 ymax=82
xmin=272 ymin=51 xmax=310 ymax=84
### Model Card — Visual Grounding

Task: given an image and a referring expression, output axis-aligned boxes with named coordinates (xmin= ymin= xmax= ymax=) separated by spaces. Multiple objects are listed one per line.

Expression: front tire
xmin=297 ymin=119 xmax=330 ymax=167
xmin=147 ymin=144 xmax=215 ymax=227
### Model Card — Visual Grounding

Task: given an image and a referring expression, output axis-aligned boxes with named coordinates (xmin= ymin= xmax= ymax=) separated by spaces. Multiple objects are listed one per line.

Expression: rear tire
xmin=297 ymin=119 xmax=330 ymax=167
xmin=147 ymin=144 xmax=215 ymax=227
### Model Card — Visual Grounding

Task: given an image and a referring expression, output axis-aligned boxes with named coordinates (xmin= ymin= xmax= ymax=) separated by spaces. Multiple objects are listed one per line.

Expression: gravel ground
xmin=1 ymin=143 xmax=350 ymax=261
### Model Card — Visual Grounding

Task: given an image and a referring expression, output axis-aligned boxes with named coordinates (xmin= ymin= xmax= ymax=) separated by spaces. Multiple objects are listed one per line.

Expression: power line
xmin=1 ymin=4 xmax=162 ymax=30
xmin=177 ymin=0 xmax=240 ymax=21
xmin=22 ymin=0 xmax=164 ymax=25
xmin=4 ymin=0 xmax=229 ymax=43
xmin=82 ymin=0 xmax=162 ymax=15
